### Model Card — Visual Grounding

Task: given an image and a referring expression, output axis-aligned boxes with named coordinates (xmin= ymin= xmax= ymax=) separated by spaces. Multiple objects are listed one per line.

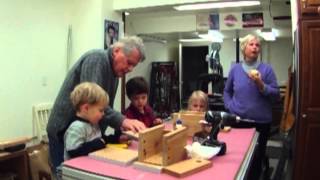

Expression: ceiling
xmin=124 ymin=0 xmax=289 ymax=14
xmin=124 ymin=0 xmax=292 ymax=42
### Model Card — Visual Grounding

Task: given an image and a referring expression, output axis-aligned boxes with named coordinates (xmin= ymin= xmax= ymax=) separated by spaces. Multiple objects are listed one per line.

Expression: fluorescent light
xmin=179 ymin=38 xmax=211 ymax=42
xmin=198 ymin=30 xmax=224 ymax=42
xmin=258 ymin=28 xmax=277 ymax=41
xmin=174 ymin=1 xmax=260 ymax=11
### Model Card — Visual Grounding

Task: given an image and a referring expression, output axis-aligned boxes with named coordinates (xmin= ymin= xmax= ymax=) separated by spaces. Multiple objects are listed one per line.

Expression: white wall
xmin=261 ymin=38 xmax=293 ymax=85
xmin=0 ymin=0 xmax=122 ymax=140
xmin=70 ymin=0 xmax=123 ymax=63
xmin=219 ymin=39 xmax=237 ymax=77
xmin=0 ymin=0 xmax=73 ymax=140
xmin=70 ymin=0 xmax=104 ymax=63
xmin=70 ymin=0 xmax=123 ymax=111
xmin=127 ymin=12 xmax=196 ymax=35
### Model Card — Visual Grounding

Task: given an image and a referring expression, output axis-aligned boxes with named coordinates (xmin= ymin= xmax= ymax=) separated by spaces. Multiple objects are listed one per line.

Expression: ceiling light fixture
xmin=198 ymin=30 xmax=224 ymax=42
xmin=174 ymin=1 xmax=260 ymax=11
xmin=179 ymin=38 xmax=211 ymax=42
xmin=258 ymin=28 xmax=277 ymax=41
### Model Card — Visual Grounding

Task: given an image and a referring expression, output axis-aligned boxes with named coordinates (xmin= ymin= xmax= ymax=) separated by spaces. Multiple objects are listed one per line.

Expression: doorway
xmin=180 ymin=45 xmax=208 ymax=108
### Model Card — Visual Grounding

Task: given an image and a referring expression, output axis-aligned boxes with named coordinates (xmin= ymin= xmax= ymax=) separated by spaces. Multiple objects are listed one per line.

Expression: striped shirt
xmin=64 ymin=117 xmax=104 ymax=160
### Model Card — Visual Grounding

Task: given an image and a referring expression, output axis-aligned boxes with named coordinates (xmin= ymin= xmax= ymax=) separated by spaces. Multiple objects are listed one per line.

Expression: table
xmin=62 ymin=128 xmax=258 ymax=180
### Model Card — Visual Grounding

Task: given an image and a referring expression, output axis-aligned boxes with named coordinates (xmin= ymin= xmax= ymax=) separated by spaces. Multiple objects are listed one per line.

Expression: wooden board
xmin=162 ymin=127 xmax=188 ymax=166
xmin=138 ymin=124 xmax=188 ymax=168
xmin=138 ymin=124 xmax=165 ymax=162
xmin=143 ymin=154 xmax=163 ymax=165
xmin=163 ymin=158 xmax=212 ymax=178
xmin=133 ymin=161 xmax=163 ymax=173
xmin=172 ymin=111 xmax=205 ymax=137
xmin=0 ymin=136 xmax=31 ymax=150
xmin=89 ymin=147 xmax=138 ymax=166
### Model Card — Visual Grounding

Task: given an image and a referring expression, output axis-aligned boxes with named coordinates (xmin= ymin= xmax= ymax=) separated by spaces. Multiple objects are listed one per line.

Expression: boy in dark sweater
xmin=124 ymin=77 xmax=162 ymax=127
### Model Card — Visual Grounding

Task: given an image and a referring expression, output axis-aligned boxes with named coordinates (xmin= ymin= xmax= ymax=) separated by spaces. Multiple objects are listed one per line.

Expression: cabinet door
xmin=300 ymin=0 xmax=320 ymax=15
xmin=294 ymin=19 xmax=320 ymax=180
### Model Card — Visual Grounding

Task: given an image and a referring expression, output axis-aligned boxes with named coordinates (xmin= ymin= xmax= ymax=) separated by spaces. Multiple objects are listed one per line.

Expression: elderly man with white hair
xmin=47 ymin=36 xmax=147 ymax=177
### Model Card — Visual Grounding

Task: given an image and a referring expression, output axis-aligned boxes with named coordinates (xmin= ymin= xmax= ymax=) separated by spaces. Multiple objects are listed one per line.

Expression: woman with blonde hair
xmin=224 ymin=34 xmax=279 ymax=179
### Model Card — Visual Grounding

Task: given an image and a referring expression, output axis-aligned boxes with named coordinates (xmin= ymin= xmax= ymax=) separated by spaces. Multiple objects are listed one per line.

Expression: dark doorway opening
xmin=181 ymin=46 xmax=208 ymax=108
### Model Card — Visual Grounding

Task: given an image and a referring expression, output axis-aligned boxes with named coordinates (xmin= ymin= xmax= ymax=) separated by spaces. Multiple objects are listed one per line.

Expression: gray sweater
xmin=47 ymin=48 xmax=124 ymax=142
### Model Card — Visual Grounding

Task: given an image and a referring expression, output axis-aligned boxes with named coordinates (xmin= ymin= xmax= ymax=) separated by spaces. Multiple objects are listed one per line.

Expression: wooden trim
xmin=121 ymin=76 xmax=126 ymax=113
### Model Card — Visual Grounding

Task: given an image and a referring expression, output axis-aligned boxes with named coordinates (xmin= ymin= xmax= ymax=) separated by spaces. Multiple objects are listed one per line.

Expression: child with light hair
xmin=64 ymin=82 xmax=109 ymax=160
xmin=188 ymin=90 xmax=208 ymax=112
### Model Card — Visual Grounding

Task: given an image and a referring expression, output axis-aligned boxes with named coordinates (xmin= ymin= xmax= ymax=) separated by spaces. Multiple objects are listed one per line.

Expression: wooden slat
xmin=163 ymin=158 xmax=212 ymax=177
xmin=133 ymin=161 xmax=163 ymax=173
xmin=89 ymin=147 xmax=138 ymax=166
xmin=143 ymin=154 xmax=163 ymax=165
xmin=280 ymin=69 xmax=295 ymax=132
xmin=171 ymin=111 xmax=205 ymax=137
xmin=138 ymin=124 xmax=165 ymax=161
xmin=0 ymin=137 xmax=31 ymax=150
xmin=162 ymin=127 xmax=188 ymax=166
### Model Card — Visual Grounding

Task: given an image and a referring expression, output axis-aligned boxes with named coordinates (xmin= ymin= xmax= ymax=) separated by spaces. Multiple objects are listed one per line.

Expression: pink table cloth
xmin=63 ymin=128 xmax=256 ymax=180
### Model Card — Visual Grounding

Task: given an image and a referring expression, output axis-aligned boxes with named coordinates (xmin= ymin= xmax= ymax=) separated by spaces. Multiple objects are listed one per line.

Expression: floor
xmin=260 ymin=129 xmax=293 ymax=180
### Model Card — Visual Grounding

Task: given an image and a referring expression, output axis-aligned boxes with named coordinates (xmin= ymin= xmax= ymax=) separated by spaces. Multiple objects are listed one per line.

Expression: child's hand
xmin=153 ymin=118 xmax=163 ymax=125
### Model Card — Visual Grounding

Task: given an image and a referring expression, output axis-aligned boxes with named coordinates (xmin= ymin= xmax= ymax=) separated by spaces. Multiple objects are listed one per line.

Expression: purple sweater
xmin=223 ymin=63 xmax=279 ymax=123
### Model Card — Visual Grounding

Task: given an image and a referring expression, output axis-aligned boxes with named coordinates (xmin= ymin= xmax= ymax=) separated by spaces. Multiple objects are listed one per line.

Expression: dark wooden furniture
xmin=294 ymin=1 xmax=320 ymax=179
xmin=0 ymin=150 xmax=29 ymax=180
xmin=300 ymin=0 xmax=320 ymax=15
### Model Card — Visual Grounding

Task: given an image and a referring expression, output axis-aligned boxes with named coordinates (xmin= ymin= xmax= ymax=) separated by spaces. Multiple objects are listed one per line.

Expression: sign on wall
xmin=196 ymin=12 xmax=264 ymax=31
xmin=242 ymin=12 xmax=264 ymax=28
xmin=196 ymin=13 xmax=210 ymax=32
xmin=220 ymin=13 xmax=242 ymax=30
xmin=209 ymin=13 xmax=220 ymax=30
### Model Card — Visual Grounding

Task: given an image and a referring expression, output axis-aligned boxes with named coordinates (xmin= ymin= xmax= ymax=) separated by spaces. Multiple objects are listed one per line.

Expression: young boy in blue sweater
xmin=64 ymin=82 xmax=109 ymax=160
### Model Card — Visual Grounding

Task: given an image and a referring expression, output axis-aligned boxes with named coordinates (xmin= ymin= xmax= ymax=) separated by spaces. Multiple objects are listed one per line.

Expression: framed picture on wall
xmin=242 ymin=12 xmax=263 ymax=28
xmin=209 ymin=13 xmax=220 ymax=30
xmin=104 ymin=20 xmax=119 ymax=49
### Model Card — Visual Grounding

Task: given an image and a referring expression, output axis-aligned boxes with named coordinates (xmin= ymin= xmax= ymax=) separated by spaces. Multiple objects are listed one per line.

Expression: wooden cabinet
xmin=294 ymin=5 xmax=320 ymax=179
xmin=300 ymin=0 xmax=320 ymax=15
xmin=0 ymin=150 xmax=29 ymax=180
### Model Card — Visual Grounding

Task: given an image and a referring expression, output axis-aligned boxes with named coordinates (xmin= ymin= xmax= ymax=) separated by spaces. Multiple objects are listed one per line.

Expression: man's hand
xmin=121 ymin=118 xmax=146 ymax=133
